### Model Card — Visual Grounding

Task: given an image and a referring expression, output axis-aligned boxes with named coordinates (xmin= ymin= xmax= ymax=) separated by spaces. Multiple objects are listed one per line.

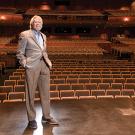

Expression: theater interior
xmin=1 ymin=0 xmax=135 ymax=135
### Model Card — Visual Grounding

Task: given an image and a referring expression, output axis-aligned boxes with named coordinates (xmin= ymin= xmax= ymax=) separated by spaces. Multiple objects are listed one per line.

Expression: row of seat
xmin=14 ymin=69 xmax=135 ymax=74
xmin=50 ymin=74 xmax=135 ymax=79
xmin=0 ymin=89 xmax=135 ymax=103
xmin=51 ymin=78 xmax=135 ymax=84
xmin=51 ymin=71 xmax=135 ymax=75
xmin=51 ymin=65 xmax=135 ymax=68
xmin=4 ymin=76 xmax=135 ymax=87
xmin=15 ymin=69 xmax=135 ymax=75
xmin=52 ymin=62 xmax=135 ymax=65
xmin=8 ymin=74 xmax=135 ymax=86
xmin=50 ymin=75 xmax=135 ymax=80
xmin=47 ymin=43 xmax=104 ymax=54
xmin=9 ymin=71 xmax=135 ymax=84
xmin=52 ymin=62 xmax=135 ymax=66
xmin=1 ymin=82 xmax=135 ymax=93
xmin=1 ymin=58 xmax=135 ymax=102
xmin=54 ymin=60 xmax=135 ymax=63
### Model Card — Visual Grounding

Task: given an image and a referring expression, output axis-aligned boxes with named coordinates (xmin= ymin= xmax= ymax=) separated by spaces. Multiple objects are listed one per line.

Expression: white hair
xmin=29 ymin=15 xmax=43 ymax=29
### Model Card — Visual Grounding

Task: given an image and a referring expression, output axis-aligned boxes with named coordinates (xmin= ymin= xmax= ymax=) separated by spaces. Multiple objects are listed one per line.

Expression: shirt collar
xmin=32 ymin=29 xmax=40 ymax=35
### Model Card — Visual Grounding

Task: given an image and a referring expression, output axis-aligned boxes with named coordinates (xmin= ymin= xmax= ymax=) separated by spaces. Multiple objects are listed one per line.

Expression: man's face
xmin=32 ymin=17 xmax=43 ymax=31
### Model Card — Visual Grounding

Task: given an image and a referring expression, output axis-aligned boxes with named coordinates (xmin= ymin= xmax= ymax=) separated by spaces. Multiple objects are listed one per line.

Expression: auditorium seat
xmin=131 ymin=74 xmax=135 ymax=78
xmin=106 ymin=89 xmax=121 ymax=98
xmin=97 ymin=95 xmax=114 ymax=99
xmin=78 ymin=78 xmax=89 ymax=84
xmin=66 ymin=78 xmax=78 ymax=84
xmin=90 ymin=78 xmax=102 ymax=84
xmin=122 ymin=74 xmax=131 ymax=79
xmin=9 ymin=75 xmax=21 ymax=80
xmin=53 ymin=71 xmax=62 ymax=74
xmin=102 ymin=78 xmax=114 ymax=84
xmin=111 ymin=71 xmax=121 ymax=74
xmin=57 ymin=84 xmax=71 ymax=91
xmin=16 ymin=80 xmax=25 ymax=85
xmin=50 ymin=90 xmax=60 ymax=100
xmin=71 ymin=71 xmax=80 ymax=74
xmin=50 ymin=79 xmax=53 ymax=84
xmin=111 ymin=83 xmax=123 ymax=90
xmin=102 ymin=68 xmax=111 ymax=71
xmin=91 ymin=71 xmax=101 ymax=74
xmin=50 ymin=75 xmax=57 ymax=79
xmin=85 ymin=83 xmax=97 ymax=90
xmin=50 ymin=84 xmax=57 ymax=91
xmin=91 ymin=90 xmax=105 ymax=97
xmin=79 ymin=95 xmax=96 ymax=99
xmin=79 ymin=74 xmax=90 ymax=78
xmin=81 ymin=71 xmax=91 ymax=74
xmin=101 ymin=71 xmax=111 ymax=74
xmin=75 ymin=90 xmax=90 ymax=97
xmin=119 ymin=68 xmax=129 ymax=72
xmin=8 ymin=92 xmax=25 ymax=101
xmin=0 ymin=93 xmax=7 ymax=102
xmin=57 ymin=74 xmax=68 ymax=79
xmin=16 ymin=69 xmax=25 ymax=72
xmin=101 ymin=74 xmax=112 ymax=78
xmin=0 ymin=86 xmax=13 ymax=93
xmin=112 ymin=74 xmax=122 ymax=78
xmin=68 ymin=74 xmax=78 ymax=78
xmin=62 ymin=71 xmax=71 ymax=74
xmin=13 ymin=72 xmax=24 ymax=76
xmin=60 ymin=90 xmax=77 ymax=100
xmin=4 ymin=80 xmax=16 ymax=87
xmin=121 ymin=71 xmax=131 ymax=74
xmin=14 ymin=85 xmax=25 ymax=92
xmin=126 ymin=78 xmax=135 ymax=83
xmin=53 ymin=78 xmax=65 ymax=84
xmin=121 ymin=89 xmax=134 ymax=97
xmin=115 ymin=95 xmax=130 ymax=99
xmin=131 ymin=71 xmax=135 ymax=74
xmin=90 ymin=74 xmax=101 ymax=78
xmin=71 ymin=84 xmax=84 ymax=90
xmin=124 ymin=83 xmax=135 ymax=90
xmin=98 ymin=83 xmax=110 ymax=90
xmin=111 ymin=69 xmax=120 ymax=72
xmin=21 ymin=75 xmax=25 ymax=79
xmin=114 ymin=78 xmax=125 ymax=84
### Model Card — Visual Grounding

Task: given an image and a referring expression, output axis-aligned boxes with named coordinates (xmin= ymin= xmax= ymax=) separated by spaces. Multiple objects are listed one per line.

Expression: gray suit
xmin=16 ymin=29 xmax=52 ymax=121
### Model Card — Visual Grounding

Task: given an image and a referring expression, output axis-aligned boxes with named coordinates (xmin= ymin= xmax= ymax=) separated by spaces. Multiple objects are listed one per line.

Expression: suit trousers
xmin=25 ymin=59 xmax=51 ymax=121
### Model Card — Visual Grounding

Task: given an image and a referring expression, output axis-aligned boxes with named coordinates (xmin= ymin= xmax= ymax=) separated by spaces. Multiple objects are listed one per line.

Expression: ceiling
xmin=0 ymin=0 xmax=133 ymax=10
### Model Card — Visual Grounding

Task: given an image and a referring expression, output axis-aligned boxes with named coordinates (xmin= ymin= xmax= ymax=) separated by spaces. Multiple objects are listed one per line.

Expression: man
xmin=16 ymin=15 xmax=58 ymax=129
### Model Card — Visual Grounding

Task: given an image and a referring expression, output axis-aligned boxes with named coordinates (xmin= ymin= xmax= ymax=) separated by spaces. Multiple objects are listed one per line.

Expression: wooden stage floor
xmin=0 ymin=99 xmax=135 ymax=135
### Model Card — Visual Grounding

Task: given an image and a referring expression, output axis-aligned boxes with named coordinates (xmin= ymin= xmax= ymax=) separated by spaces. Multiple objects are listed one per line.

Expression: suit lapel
xmin=29 ymin=30 xmax=41 ymax=49
xmin=40 ymin=33 xmax=46 ymax=50
xmin=29 ymin=30 xmax=46 ymax=50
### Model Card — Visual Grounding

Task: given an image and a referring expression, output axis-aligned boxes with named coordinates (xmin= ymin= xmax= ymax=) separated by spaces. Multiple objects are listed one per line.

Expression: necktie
xmin=37 ymin=32 xmax=44 ymax=50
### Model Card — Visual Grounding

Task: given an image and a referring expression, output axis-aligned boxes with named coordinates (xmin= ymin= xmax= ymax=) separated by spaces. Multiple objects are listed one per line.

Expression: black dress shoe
xmin=42 ymin=116 xmax=59 ymax=125
xmin=28 ymin=120 xmax=37 ymax=129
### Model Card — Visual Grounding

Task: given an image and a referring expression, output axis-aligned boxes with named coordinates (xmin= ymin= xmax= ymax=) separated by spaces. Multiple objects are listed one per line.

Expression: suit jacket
xmin=16 ymin=29 xmax=52 ymax=69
